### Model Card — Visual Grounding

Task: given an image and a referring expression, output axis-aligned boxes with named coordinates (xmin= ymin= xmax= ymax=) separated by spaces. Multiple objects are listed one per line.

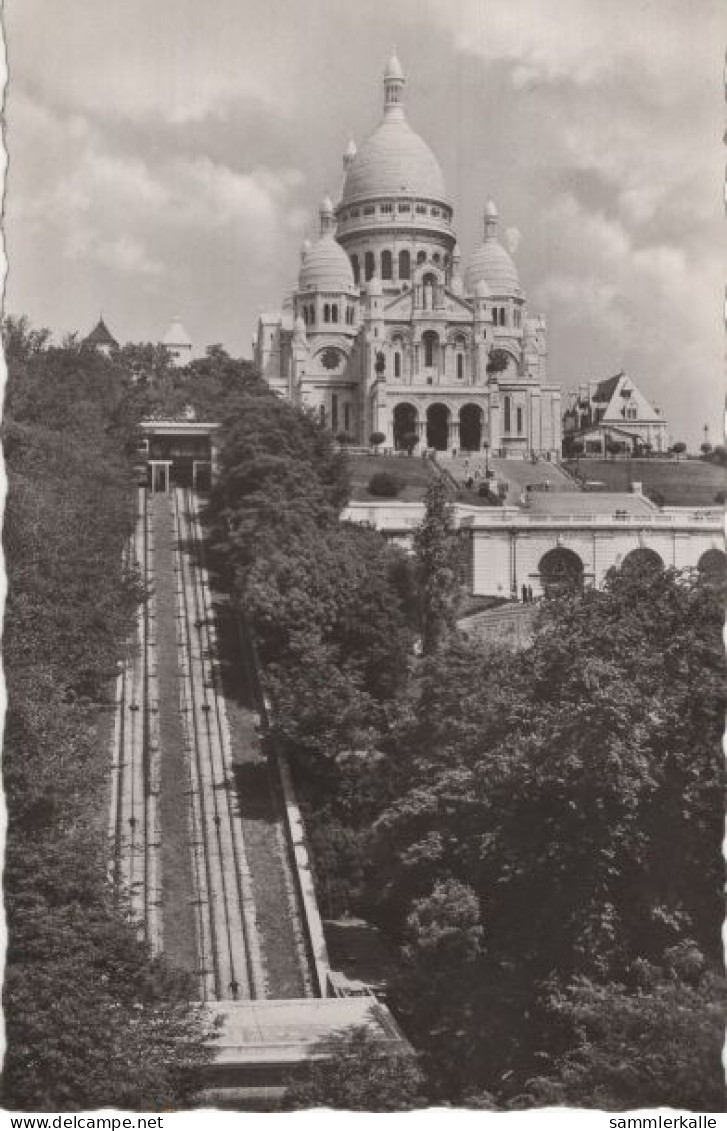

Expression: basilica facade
xmin=255 ymin=55 xmax=562 ymax=457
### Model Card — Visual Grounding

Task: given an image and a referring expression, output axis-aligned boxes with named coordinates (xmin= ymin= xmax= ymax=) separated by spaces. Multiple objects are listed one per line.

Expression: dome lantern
xmin=484 ymin=198 xmax=499 ymax=241
xmin=319 ymin=195 xmax=334 ymax=236
xmin=384 ymin=51 xmax=405 ymax=115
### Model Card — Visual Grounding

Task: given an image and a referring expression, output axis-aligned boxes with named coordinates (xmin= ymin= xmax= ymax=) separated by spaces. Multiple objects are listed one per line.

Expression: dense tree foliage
xmin=2 ymin=318 xmax=211 ymax=1109
xmin=361 ymin=561 xmax=725 ymax=1104
xmin=284 ymin=1026 xmax=425 ymax=1111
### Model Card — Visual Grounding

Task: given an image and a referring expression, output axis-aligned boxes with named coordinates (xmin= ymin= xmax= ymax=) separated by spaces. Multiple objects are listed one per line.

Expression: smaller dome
xmin=467 ymin=242 xmax=520 ymax=295
xmin=466 ymin=200 xmax=520 ymax=296
xmin=298 ymin=233 xmax=354 ymax=292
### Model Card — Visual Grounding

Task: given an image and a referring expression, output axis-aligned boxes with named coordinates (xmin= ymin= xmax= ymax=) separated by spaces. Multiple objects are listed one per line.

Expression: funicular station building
xmin=138 ymin=420 xmax=221 ymax=493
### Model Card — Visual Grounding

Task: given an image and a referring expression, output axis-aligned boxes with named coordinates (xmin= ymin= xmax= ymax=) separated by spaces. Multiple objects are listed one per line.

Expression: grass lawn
xmin=563 ymin=458 xmax=727 ymax=506
xmin=347 ymin=452 xmax=437 ymax=501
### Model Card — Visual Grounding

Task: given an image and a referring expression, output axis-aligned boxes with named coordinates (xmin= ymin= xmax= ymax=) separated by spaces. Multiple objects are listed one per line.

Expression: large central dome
xmin=340 ymin=54 xmax=447 ymax=207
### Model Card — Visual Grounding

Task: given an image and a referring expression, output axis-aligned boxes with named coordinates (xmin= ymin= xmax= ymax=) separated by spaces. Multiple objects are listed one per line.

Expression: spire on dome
xmin=300 ymin=237 xmax=312 ymax=262
xmin=384 ymin=50 xmax=405 ymax=115
xmin=484 ymin=199 xmax=499 ymax=240
xmin=319 ymin=195 xmax=334 ymax=236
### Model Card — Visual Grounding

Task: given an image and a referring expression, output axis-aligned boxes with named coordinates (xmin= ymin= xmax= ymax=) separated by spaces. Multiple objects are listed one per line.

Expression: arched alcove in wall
xmin=459 ymin=403 xmax=483 ymax=451
xmin=621 ymin=547 xmax=664 ymax=572
xmin=426 ymin=403 xmax=449 ymax=450
xmin=538 ymin=547 xmax=584 ymax=595
xmin=393 ymin=402 xmax=418 ymax=450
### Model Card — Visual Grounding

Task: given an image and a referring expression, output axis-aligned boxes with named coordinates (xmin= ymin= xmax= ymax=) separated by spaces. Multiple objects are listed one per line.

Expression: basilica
xmin=255 ymin=55 xmax=562 ymax=457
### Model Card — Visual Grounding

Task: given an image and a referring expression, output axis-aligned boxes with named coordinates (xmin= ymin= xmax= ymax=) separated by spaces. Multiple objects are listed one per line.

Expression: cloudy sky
xmin=5 ymin=0 xmax=725 ymax=445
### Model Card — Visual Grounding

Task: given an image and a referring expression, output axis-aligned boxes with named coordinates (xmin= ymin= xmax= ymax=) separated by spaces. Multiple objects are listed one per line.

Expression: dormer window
xmin=398 ymin=203 xmax=411 ymax=213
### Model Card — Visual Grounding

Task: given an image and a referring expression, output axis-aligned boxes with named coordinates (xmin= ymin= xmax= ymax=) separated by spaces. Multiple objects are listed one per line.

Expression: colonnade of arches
xmin=392 ymin=402 xmax=485 ymax=452
xmin=535 ymin=545 xmax=727 ymax=596
xmin=350 ymin=247 xmax=453 ymax=286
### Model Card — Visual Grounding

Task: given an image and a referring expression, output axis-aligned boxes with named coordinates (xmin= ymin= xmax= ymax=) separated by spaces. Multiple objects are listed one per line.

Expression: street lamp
xmin=483 ymin=440 xmax=490 ymax=478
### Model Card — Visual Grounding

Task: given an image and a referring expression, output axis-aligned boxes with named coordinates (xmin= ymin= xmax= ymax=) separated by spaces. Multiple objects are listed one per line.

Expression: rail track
xmin=108 ymin=488 xmax=163 ymax=954
xmin=173 ymin=487 xmax=265 ymax=1001
xmin=110 ymin=486 xmax=316 ymax=1003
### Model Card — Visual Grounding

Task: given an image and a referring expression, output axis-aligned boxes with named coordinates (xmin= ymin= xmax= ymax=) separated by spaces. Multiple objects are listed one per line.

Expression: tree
xmin=519 ymin=963 xmax=725 ymax=1112
xmin=3 ymin=317 xmax=210 ymax=1109
xmin=284 ymin=1026 xmax=425 ymax=1111
xmin=365 ymin=561 xmax=725 ymax=1102
xmin=368 ymin=471 xmax=402 ymax=498
xmin=672 ymin=441 xmax=687 ymax=459
xmin=701 ymin=442 xmax=713 ymax=457
xmin=369 ymin=430 xmax=386 ymax=453
xmin=486 ymin=348 xmax=510 ymax=375
xmin=412 ymin=478 xmax=462 ymax=655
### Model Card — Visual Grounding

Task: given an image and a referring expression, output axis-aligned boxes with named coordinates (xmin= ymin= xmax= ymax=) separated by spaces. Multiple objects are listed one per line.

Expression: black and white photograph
xmin=2 ymin=0 xmax=725 ymax=1117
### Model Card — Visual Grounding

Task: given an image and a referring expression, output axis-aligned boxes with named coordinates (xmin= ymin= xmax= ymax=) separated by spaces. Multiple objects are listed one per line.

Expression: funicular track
xmin=108 ymin=488 xmax=163 ymax=954
xmin=172 ymin=487 xmax=264 ymax=1002
xmin=110 ymin=485 xmax=317 ymax=1007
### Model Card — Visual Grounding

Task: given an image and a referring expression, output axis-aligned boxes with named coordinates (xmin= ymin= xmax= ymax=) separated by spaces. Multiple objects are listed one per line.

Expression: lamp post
xmin=483 ymin=440 xmax=490 ymax=478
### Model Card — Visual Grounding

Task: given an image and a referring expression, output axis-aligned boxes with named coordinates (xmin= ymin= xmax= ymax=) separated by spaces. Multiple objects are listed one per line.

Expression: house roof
xmin=592 ymin=373 xmax=622 ymax=402
xmin=85 ymin=317 xmax=118 ymax=348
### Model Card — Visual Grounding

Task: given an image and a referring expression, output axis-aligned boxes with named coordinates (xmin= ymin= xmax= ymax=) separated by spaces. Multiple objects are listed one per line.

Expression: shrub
xmin=369 ymin=431 xmax=386 ymax=452
xmin=368 ymin=471 xmax=402 ymax=498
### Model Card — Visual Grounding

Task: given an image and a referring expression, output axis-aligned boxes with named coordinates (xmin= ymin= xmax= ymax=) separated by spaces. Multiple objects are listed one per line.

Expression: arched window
xmin=516 ymin=406 xmax=523 ymax=434
xmin=423 ymin=331 xmax=438 ymax=368
xmin=398 ymin=249 xmax=411 ymax=281
xmin=381 ymin=250 xmax=393 ymax=280
xmin=417 ymin=250 xmax=427 ymax=265
xmin=504 ymin=395 xmax=511 ymax=433
xmin=457 ymin=353 xmax=464 ymax=380
xmin=323 ymin=303 xmax=330 ymax=323
xmin=302 ymin=306 xmax=308 ymax=324
xmin=332 ymin=304 xmax=338 ymax=323
xmin=309 ymin=305 xmax=315 ymax=325
xmin=432 ymin=252 xmax=440 ymax=265
xmin=394 ymin=351 xmax=401 ymax=378
xmin=365 ymin=251 xmax=375 ymax=281
xmin=499 ymin=307 xmax=506 ymax=327
xmin=492 ymin=308 xmax=498 ymax=324
xmin=351 ymin=255 xmax=360 ymax=285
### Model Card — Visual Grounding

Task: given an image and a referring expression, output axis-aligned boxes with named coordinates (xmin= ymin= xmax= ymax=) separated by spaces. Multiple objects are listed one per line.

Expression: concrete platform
xmin=207 ymin=996 xmax=408 ymax=1069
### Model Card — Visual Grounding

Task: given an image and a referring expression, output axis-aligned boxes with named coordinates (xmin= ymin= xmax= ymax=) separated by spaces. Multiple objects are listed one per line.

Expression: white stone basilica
xmin=255 ymin=55 xmax=562 ymax=457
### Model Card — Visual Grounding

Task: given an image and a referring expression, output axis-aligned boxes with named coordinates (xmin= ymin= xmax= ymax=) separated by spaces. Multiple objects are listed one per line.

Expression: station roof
xmin=207 ymin=996 xmax=409 ymax=1067
xmin=139 ymin=419 xmax=221 ymax=436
